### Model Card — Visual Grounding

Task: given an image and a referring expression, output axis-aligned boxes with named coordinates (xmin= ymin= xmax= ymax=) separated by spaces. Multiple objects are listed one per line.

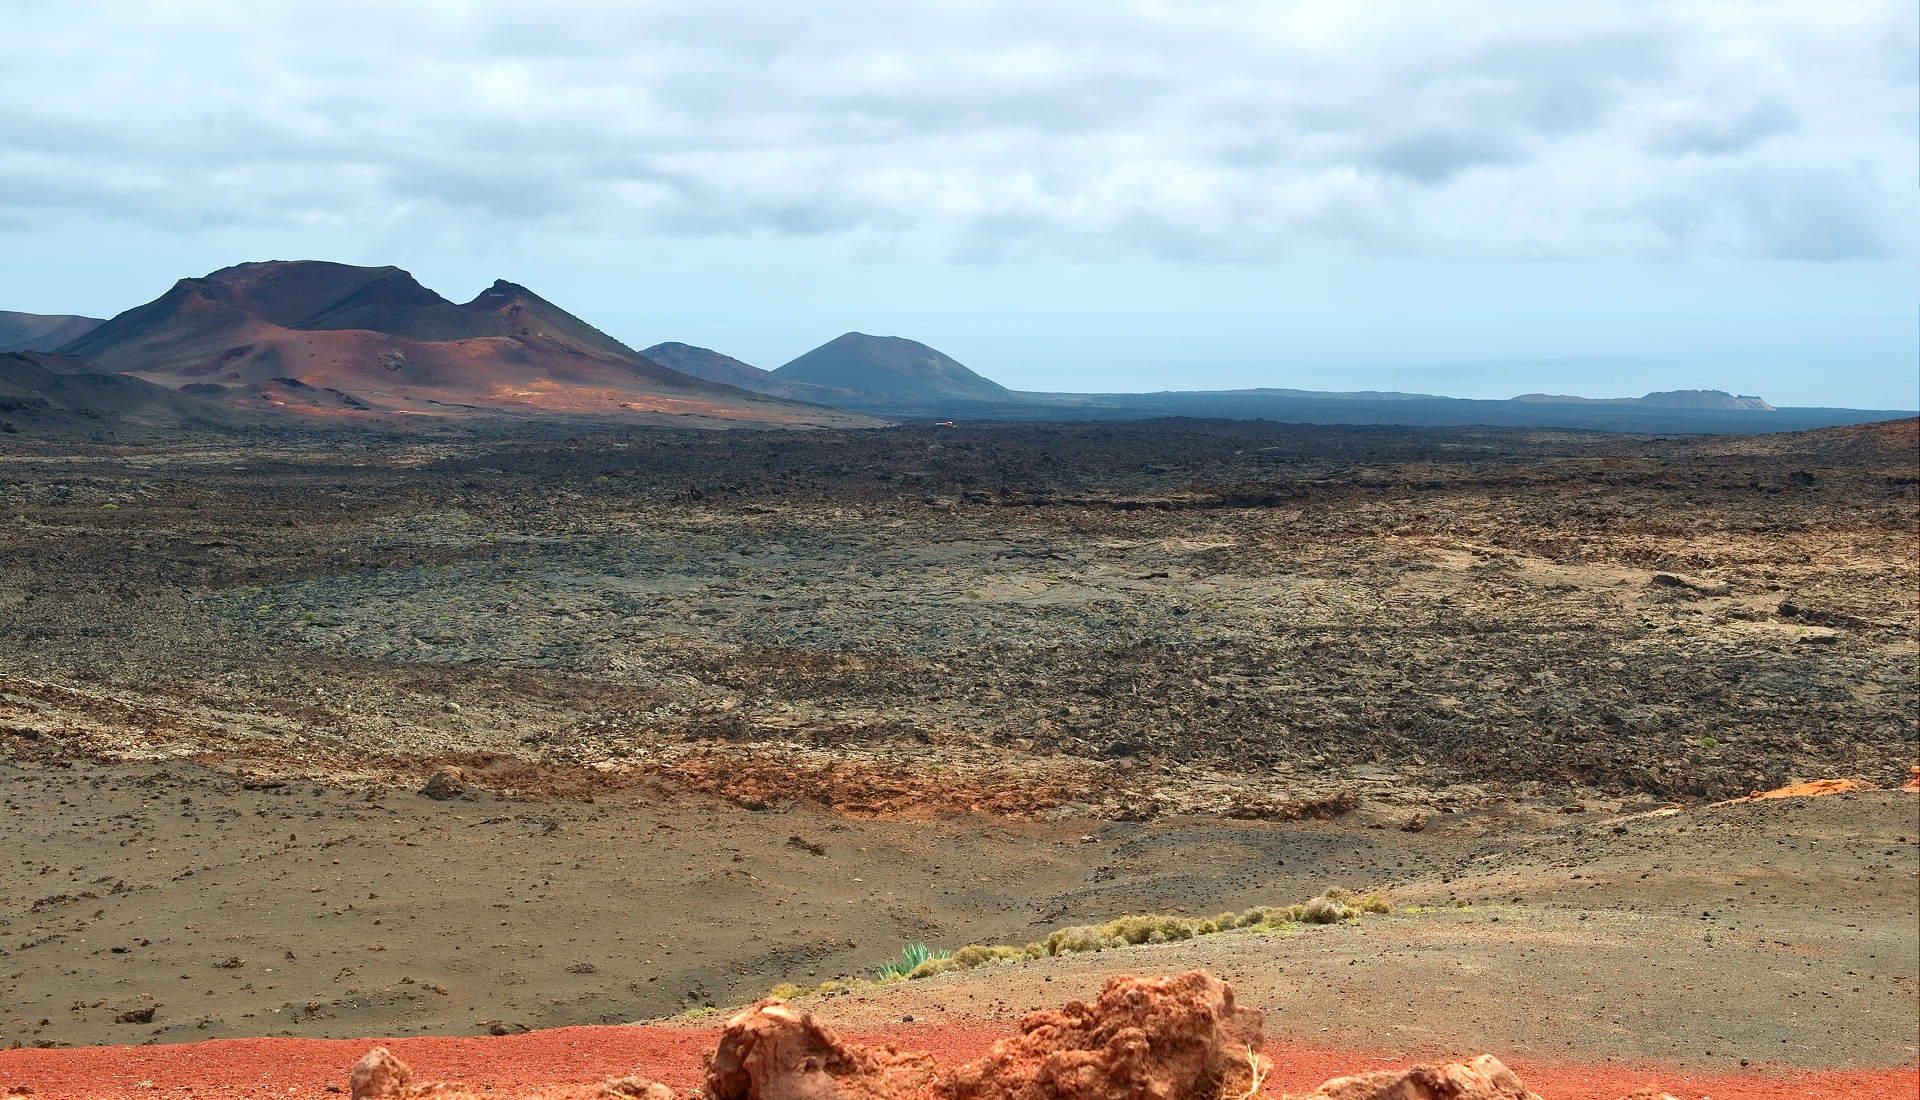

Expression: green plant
xmin=1699 ymin=736 xmax=1718 ymax=748
xmin=876 ymin=943 xmax=946 ymax=980
xmin=768 ymin=982 xmax=804 ymax=1000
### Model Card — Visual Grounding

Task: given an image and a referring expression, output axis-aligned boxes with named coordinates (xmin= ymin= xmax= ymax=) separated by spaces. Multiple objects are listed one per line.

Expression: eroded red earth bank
xmin=2 ymin=1014 xmax=1912 ymax=1099
xmin=0 ymin=1021 xmax=1904 ymax=1098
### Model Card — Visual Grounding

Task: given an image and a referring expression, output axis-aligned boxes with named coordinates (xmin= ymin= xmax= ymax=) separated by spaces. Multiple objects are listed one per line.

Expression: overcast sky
xmin=3 ymin=0 xmax=1913 ymax=407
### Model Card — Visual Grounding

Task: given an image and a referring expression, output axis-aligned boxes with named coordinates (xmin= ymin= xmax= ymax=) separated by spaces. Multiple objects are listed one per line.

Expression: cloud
xmin=0 ymin=0 xmax=1910 ymax=261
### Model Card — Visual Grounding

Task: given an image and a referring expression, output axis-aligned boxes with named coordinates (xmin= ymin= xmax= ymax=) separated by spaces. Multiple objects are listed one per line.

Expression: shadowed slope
xmin=642 ymin=341 xmax=797 ymax=395
xmin=0 ymin=310 xmax=104 ymax=354
xmin=0 ymin=352 xmax=241 ymax=433
xmin=641 ymin=342 xmax=865 ymax=407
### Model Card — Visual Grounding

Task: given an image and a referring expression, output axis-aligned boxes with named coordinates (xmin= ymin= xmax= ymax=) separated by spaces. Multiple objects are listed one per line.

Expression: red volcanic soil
xmin=1 ymin=1025 xmax=1911 ymax=1100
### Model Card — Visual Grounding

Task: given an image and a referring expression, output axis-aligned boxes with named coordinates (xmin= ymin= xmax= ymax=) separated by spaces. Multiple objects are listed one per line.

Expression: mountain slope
xmin=0 ymin=352 xmax=241 ymax=434
xmin=774 ymin=333 xmax=1010 ymax=402
xmin=641 ymin=342 xmax=793 ymax=395
xmin=641 ymin=341 xmax=868 ymax=407
xmin=56 ymin=261 xmax=877 ymax=428
xmin=0 ymin=311 xmax=104 ymax=354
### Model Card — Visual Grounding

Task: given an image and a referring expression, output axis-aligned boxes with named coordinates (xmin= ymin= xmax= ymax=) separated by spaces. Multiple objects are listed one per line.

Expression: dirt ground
xmin=0 ymin=417 xmax=1915 ymax=1088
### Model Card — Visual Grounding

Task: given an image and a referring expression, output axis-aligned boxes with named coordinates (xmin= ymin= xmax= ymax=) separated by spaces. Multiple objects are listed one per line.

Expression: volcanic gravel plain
xmin=1 ymin=417 xmax=1915 ymax=1096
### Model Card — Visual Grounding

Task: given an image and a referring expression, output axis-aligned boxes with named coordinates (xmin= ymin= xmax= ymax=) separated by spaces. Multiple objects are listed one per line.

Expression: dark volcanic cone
xmin=774 ymin=332 xmax=1011 ymax=402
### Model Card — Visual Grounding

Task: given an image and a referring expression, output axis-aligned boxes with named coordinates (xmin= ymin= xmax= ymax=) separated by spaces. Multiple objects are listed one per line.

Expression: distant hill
xmin=642 ymin=341 xmax=783 ymax=392
xmin=0 ymin=352 xmax=241 ymax=435
xmin=773 ymin=333 xmax=1010 ymax=403
xmin=642 ymin=341 xmax=880 ymax=409
xmin=1513 ymin=389 xmax=1775 ymax=411
xmin=0 ymin=311 xmax=104 ymax=354
xmin=53 ymin=261 xmax=877 ymax=428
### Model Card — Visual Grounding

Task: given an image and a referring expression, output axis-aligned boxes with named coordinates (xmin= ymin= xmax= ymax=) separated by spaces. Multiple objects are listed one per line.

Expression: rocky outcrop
xmin=700 ymin=972 xmax=1267 ymax=1100
xmin=704 ymin=1000 xmax=936 ymax=1100
xmin=935 ymin=972 xmax=1267 ymax=1100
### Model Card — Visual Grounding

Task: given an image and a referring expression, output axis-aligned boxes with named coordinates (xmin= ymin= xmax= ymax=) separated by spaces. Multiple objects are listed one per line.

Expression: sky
xmin=2 ymin=0 xmax=1913 ymax=408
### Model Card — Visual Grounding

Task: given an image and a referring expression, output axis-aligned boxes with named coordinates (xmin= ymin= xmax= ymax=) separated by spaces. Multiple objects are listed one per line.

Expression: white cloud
xmin=0 ymin=0 xmax=1910 ymax=261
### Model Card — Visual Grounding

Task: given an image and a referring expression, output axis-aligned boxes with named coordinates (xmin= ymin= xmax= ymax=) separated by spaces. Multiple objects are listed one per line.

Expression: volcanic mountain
xmin=54 ymin=262 xmax=876 ymax=427
xmin=773 ymin=333 xmax=1011 ymax=403
xmin=0 ymin=310 xmax=104 ymax=354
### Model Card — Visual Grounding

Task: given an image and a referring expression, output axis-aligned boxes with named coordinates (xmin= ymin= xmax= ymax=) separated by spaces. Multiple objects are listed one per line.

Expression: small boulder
xmin=349 ymin=1048 xmax=412 ymax=1100
xmin=421 ymin=766 xmax=466 ymax=801
xmin=705 ymin=999 xmax=935 ymax=1100
xmin=1296 ymin=1055 xmax=1542 ymax=1100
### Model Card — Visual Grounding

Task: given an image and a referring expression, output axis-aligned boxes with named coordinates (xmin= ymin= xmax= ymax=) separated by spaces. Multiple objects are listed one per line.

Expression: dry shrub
xmin=1300 ymin=897 xmax=1345 ymax=924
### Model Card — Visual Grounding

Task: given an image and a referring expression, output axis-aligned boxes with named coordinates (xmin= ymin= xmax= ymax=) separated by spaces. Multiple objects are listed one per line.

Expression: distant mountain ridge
xmin=50 ymin=261 xmax=874 ymax=428
xmin=1513 ymin=389 xmax=1775 ymax=411
xmin=7 ymin=261 xmax=1901 ymax=436
xmin=0 ymin=311 xmax=104 ymax=354
xmin=629 ymin=334 xmax=1899 ymax=434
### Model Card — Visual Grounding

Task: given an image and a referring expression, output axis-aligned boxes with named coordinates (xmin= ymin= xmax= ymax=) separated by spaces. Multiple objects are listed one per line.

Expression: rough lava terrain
xmin=0 ymin=416 xmax=1914 ymax=1096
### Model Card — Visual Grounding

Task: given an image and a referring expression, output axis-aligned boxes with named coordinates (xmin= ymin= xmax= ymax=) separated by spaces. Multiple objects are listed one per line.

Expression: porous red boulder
xmin=933 ymin=971 xmax=1268 ymax=1100
xmin=350 ymin=1048 xmax=415 ymax=1100
xmin=1292 ymin=1055 xmax=1541 ymax=1100
xmin=704 ymin=999 xmax=937 ymax=1100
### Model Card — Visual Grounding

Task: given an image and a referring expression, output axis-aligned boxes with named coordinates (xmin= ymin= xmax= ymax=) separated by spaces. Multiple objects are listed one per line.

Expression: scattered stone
xmin=114 ymin=1006 xmax=155 ymax=1024
xmin=421 ymin=766 xmax=466 ymax=801
xmin=786 ymin=835 xmax=827 ymax=856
